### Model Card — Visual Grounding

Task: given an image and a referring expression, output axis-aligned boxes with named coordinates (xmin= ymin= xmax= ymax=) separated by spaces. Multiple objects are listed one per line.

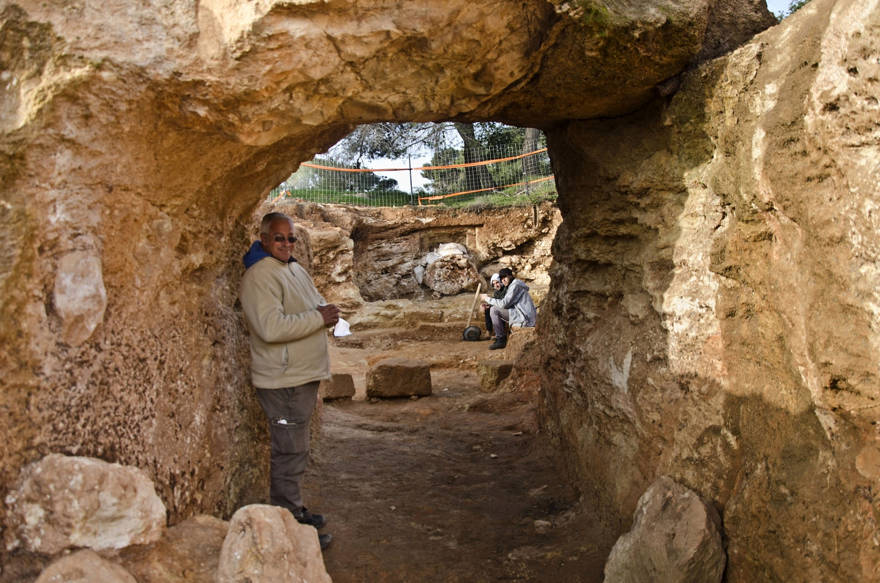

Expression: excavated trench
xmin=314 ymin=321 xmax=613 ymax=583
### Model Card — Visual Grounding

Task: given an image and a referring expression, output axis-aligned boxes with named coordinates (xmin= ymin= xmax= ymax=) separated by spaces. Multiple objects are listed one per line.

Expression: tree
xmin=324 ymin=121 xmax=551 ymax=200
xmin=330 ymin=123 xmax=453 ymax=166
xmin=522 ymin=127 xmax=542 ymax=177
xmin=776 ymin=0 xmax=812 ymax=18
xmin=453 ymin=122 xmax=497 ymax=193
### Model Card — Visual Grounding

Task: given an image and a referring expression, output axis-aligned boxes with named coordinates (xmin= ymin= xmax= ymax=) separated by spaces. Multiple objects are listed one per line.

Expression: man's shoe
xmin=318 ymin=533 xmax=333 ymax=551
xmin=294 ymin=507 xmax=327 ymax=529
xmin=489 ymin=338 xmax=507 ymax=350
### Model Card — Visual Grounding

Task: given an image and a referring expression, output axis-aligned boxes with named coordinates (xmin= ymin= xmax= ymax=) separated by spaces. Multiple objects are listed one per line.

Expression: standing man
xmin=240 ymin=212 xmax=339 ymax=550
xmin=480 ymin=267 xmax=536 ymax=350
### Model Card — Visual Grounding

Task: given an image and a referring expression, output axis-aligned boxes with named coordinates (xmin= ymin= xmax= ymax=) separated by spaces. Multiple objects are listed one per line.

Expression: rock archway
xmin=3 ymin=0 xmax=878 ymax=580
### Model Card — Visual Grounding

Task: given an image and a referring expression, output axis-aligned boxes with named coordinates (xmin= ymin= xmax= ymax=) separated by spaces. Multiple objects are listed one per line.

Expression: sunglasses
xmin=272 ymin=235 xmax=297 ymax=244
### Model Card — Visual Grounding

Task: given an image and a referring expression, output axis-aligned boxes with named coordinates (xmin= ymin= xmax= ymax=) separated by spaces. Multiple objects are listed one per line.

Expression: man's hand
xmin=317 ymin=303 xmax=340 ymax=327
xmin=480 ymin=294 xmax=490 ymax=302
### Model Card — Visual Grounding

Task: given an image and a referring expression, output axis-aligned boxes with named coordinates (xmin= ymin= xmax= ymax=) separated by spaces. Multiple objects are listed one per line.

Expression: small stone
xmin=319 ymin=373 xmax=356 ymax=400
xmin=217 ymin=505 xmax=331 ymax=583
xmin=533 ymin=520 xmax=552 ymax=534
xmin=366 ymin=358 xmax=432 ymax=398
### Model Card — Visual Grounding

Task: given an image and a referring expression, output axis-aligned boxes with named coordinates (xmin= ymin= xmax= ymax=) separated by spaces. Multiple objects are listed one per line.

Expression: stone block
xmin=217 ymin=505 xmax=331 ymax=583
xmin=5 ymin=454 xmax=167 ymax=554
xmin=319 ymin=373 xmax=356 ymax=400
xmin=603 ymin=476 xmax=725 ymax=583
xmin=366 ymin=358 xmax=432 ymax=398
xmin=477 ymin=360 xmax=514 ymax=392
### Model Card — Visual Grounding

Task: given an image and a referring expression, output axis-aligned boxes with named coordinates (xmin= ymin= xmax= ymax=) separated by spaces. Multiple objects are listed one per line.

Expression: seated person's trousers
xmin=489 ymin=306 xmax=510 ymax=340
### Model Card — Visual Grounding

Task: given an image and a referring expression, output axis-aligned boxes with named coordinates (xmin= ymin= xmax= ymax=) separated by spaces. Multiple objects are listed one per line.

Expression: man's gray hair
xmin=260 ymin=212 xmax=294 ymax=235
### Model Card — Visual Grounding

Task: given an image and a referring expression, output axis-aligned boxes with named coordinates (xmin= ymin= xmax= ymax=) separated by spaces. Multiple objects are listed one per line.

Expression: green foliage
xmin=271 ymin=123 xmax=556 ymax=208
xmin=272 ymin=155 xmax=412 ymax=206
xmin=444 ymin=180 xmax=558 ymax=209
xmin=575 ymin=1 xmax=611 ymax=30
xmin=776 ymin=0 xmax=812 ymax=18
xmin=419 ymin=147 xmax=465 ymax=194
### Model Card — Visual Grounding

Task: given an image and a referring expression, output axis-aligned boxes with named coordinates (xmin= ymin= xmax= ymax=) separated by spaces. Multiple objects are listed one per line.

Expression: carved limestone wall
xmin=540 ymin=0 xmax=880 ymax=579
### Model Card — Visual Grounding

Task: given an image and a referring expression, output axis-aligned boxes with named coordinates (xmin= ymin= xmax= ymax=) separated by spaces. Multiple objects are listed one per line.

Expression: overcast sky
xmin=765 ymin=0 xmax=790 ymax=16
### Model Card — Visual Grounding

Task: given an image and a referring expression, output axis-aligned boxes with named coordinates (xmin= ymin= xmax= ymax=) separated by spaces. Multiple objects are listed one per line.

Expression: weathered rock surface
xmin=477 ymin=360 xmax=514 ymax=392
xmin=540 ymin=1 xmax=880 ymax=580
xmin=281 ymin=201 xmax=560 ymax=301
xmin=603 ymin=477 xmax=725 ymax=583
xmin=366 ymin=358 xmax=433 ymax=398
xmin=34 ymin=550 xmax=137 ymax=583
xmin=424 ymin=253 xmax=481 ymax=296
xmin=118 ymin=515 xmax=229 ymax=583
xmin=5 ymin=454 xmax=166 ymax=555
xmin=217 ymin=505 xmax=330 ymax=583
xmin=503 ymin=326 xmax=538 ymax=360
xmin=319 ymin=373 xmax=356 ymax=401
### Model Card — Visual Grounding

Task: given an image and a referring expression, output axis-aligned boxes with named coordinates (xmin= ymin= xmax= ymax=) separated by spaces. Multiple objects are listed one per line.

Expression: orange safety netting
xmin=300 ymin=147 xmax=549 ymax=173
xmin=417 ymin=175 xmax=555 ymax=205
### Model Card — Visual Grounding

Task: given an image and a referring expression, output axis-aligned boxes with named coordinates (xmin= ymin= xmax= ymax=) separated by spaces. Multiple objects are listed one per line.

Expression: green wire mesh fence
xmin=269 ymin=143 xmax=556 ymax=207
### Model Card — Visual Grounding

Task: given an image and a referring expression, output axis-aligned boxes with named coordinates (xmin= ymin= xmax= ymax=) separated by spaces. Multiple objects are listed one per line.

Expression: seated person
xmin=482 ymin=273 xmax=508 ymax=339
xmin=480 ymin=267 xmax=536 ymax=350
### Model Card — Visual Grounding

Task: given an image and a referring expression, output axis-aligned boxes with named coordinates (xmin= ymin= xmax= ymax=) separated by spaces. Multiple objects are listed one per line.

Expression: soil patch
xmin=307 ymin=326 xmax=615 ymax=582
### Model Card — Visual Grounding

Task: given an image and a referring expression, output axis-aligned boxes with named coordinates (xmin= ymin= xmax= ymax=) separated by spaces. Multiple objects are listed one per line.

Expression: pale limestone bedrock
xmin=604 ymin=477 xmax=725 ymax=583
xmin=53 ymin=250 xmax=108 ymax=346
xmin=540 ymin=1 xmax=880 ymax=581
xmin=5 ymin=454 xmax=166 ymax=554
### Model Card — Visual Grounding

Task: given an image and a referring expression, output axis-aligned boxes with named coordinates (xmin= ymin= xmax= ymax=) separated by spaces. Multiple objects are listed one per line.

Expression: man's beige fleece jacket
xmin=240 ymin=257 xmax=330 ymax=389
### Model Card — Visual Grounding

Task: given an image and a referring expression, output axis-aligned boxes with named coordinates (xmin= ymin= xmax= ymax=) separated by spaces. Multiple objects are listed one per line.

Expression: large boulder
xmin=4 ymin=454 xmax=166 ymax=554
xmin=35 ymin=550 xmax=137 ymax=583
xmin=217 ymin=505 xmax=331 ymax=583
xmin=424 ymin=254 xmax=481 ymax=296
xmin=603 ymin=477 xmax=725 ymax=583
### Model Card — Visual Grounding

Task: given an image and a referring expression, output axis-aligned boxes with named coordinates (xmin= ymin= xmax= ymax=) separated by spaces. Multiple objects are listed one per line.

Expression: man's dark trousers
xmin=256 ymin=381 xmax=319 ymax=514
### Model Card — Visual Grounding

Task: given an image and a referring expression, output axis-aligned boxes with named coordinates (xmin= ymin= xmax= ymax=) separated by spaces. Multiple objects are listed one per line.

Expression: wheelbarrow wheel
xmin=462 ymin=325 xmax=482 ymax=341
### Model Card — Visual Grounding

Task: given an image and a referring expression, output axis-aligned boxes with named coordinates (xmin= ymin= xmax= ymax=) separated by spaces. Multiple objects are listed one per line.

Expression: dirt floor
xmin=307 ymin=323 xmax=616 ymax=583
xmin=0 ymin=317 xmax=617 ymax=582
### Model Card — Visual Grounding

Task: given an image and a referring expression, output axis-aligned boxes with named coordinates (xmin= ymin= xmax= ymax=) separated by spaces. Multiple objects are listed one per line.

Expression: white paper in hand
xmin=333 ymin=317 xmax=351 ymax=337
